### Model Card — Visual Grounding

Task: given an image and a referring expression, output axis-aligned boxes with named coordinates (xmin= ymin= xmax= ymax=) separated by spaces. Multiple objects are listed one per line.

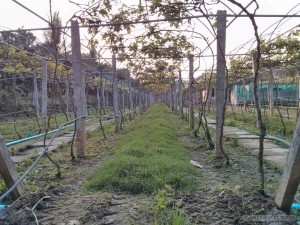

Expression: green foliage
xmin=86 ymin=104 xmax=197 ymax=194
xmin=1 ymin=114 xmax=68 ymax=144
xmin=154 ymin=186 xmax=190 ymax=225
xmin=225 ymin=118 xmax=237 ymax=127
xmin=79 ymin=0 xmax=194 ymax=93
xmin=209 ymin=109 xmax=295 ymax=142
xmin=0 ymin=181 xmax=7 ymax=194
xmin=225 ymin=136 xmax=239 ymax=147
xmin=1 ymin=113 xmax=101 ymax=152
xmin=229 ymin=29 xmax=300 ymax=80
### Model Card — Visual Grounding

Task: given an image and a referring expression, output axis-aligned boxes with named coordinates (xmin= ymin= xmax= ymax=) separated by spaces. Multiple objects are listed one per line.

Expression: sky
xmin=0 ymin=0 xmax=299 ymax=77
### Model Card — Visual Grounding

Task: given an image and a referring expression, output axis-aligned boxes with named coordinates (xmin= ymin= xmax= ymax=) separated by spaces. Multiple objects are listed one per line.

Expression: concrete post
xmin=100 ymin=73 xmax=106 ymax=114
xmin=252 ymin=52 xmax=260 ymax=128
xmin=232 ymin=85 xmax=239 ymax=106
xmin=172 ymin=79 xmax=177 ymax=111
xmin=275 ymin=116 xmax=300 ymax=211
xmin=71 ymin=20 xmax=87 ymax=157
xmin=0 ymin=135 xmax=24 ymax=199
xmin=215 ymin=10 xmax=227 ymax=158
xmin=65 ymin=77 xmax=70 ymax=114
xmin=97 ymin=86 xmax=101 ymax=109
xmin=188 ymin=55 xmax=194 ymax=130
xmin=128 ymin=73 xmax=134 ymax=118
xmin=178 ymin=70 xmax=184 ymax=116
xmin=138 ymin=86 xmax=142 ymax=113
xmin=242 ymin=79 xmax=246 ymax=111
xmin=33 ymin=74 xmax=40 ymax=118
xmin=112 ymin=54 xmax=121 ymax=131
xmin=268 ymin=69 xmax=274 ymax=117
xmin=41 ymin=58 xmax=48 ymax=131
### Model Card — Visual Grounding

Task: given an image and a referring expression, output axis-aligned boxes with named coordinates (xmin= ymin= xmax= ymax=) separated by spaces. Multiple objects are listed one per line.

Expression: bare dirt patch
xmin=176 ymin=123 xmax=295 ymax=225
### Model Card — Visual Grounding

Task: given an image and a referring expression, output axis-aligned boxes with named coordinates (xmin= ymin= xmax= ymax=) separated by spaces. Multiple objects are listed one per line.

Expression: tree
xmin=43 ymin=11 xmax=62 ymax=55
xmin=0 ymin=29 xmax=36 ymax=53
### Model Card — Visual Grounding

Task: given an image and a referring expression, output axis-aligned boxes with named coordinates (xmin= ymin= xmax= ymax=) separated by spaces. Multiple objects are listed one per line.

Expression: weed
xmin=264 ymin=160 xmax=283 ymax=174
xmin=226 ymin=118 xmax=236 ymax=127
xmin=0 ymin=180 xmax=6 ymax=194
xmin=154 ymin=186 xmax=190 ymax=225
xmin=225 ymin=136 xmax=239 ymax=147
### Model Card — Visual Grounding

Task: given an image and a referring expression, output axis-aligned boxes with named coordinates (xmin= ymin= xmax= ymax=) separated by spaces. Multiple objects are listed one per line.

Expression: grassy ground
xmin=207 ymin=107 xmax=296 ymax=142
xmin=2 ymin=109 xmax=114 ymax=153
xmin=0 ymin=113 xmax=74 ymax=142
xmin=86 ymin=104 xmax=197 ymax=194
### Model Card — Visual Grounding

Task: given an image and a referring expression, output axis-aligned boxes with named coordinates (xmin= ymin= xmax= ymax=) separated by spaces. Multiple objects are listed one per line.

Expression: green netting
xmin=235 ymin=83 xmax=299 ymax=104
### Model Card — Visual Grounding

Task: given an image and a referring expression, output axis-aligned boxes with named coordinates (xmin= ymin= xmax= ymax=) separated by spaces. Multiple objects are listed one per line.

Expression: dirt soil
xmin=0 ymin=114 xmax=298 ymax=225
xmin=177 ymin=133 xmax=295 ymax=225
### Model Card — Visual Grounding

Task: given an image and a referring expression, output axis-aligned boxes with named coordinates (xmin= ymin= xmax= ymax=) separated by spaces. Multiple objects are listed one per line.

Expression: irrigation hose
xmin=223 ymin=134 xmax=291 ymax=147
xmin=0 ymin=116 xmax=86 ymax=203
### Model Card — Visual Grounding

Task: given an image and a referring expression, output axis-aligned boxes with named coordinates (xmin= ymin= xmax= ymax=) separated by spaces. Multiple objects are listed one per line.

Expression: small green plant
xmin=154 ymin=186 xmax=190 ymax=225
xmin=0 ymin=180 xmax=7 ymax=194
xmin=225 ymin=118 xmax=236 ymax=127
xmin=225 ymin=136 xmax=239 ymax=147
xmin=264 ymin=160 xmax=283 ymax=174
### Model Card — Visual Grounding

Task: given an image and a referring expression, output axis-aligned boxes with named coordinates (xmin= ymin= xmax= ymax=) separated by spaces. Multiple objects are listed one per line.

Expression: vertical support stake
xmin=71 ymin=20 xmax=87 ymax=157
xmin=215 ymin=10 xmax=227 ymax=158
xmin=0 ymin=135 xmax=24 ymax=200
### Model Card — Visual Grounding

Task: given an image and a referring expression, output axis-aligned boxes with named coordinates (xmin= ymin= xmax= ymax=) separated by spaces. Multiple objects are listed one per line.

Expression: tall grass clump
xmin=86 ymin=104 xmax=197 ymax=194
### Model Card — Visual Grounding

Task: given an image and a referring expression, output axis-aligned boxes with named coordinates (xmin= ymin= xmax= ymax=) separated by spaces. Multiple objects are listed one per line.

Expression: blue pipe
xmin=6 ymin=123 xmax=76 ymax=147
xmin=0 ymin=205 xmax=6 ymax=209
xmin=291 ymin=203 xmax=300 ymax=209
xmin=6 ymin=116 xmax=96 ymax=147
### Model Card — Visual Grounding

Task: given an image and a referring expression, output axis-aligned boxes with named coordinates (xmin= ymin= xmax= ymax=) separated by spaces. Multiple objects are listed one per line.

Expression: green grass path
xmin=86 ymin=103 xmax=197 ymax=194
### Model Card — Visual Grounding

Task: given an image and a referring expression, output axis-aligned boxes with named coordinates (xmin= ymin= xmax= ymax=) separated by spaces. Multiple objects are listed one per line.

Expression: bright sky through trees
xmin=1 ymin=0 xmax=299 ymax=78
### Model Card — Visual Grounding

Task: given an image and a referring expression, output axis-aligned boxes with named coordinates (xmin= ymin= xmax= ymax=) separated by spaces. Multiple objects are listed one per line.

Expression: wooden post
xmin=33 ymin=74 xmax=40 ymax=118
xmin=112 ymin=54 xmax=121 ymax=131
xmin=189 ymin=54 xmax=194 ymax=130
xmin=128 ymin=73 xmax=134 ymax=118
xmin=71 ymin=20 xmax=87 ymax=157
xmin=215 ymin=10 xmax=227 ymax=158
xmin=275 ymin=116 xmax=300 ymax=211
xmin=41 ymin=58 xmax=48 ymax=131
xmin=0 ymin=135 xmax=24 ymax=199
